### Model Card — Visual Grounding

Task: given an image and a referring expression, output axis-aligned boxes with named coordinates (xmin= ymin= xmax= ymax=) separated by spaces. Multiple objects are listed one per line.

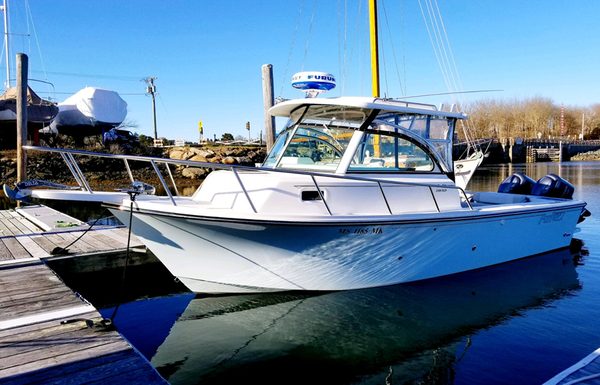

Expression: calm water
xmin=55 ymin=162 xmax=600 ymax=385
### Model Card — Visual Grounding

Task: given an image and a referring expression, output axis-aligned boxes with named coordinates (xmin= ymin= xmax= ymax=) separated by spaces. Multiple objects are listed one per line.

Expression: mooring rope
xmin=50 ymin=216 xmax=105 ymax=255
xmin=108 ymin=190 xmax=139 ymax=323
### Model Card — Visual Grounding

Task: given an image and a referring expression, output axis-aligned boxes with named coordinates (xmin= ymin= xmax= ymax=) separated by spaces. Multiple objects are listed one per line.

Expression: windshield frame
xmin=262 ymin=103 xmax=450 ymax=174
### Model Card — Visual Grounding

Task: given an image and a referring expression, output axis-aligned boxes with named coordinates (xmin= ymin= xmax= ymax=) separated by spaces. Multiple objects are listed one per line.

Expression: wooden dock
xmin=0 ymin=205 xmax=145 ymax=263
xmin=0 ymin=205 xmax=167 ymax=384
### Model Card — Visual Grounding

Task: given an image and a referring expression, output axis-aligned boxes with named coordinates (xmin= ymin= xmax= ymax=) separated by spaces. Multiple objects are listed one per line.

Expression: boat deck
xmin=0 ymin=205 xmax=166 ymax=384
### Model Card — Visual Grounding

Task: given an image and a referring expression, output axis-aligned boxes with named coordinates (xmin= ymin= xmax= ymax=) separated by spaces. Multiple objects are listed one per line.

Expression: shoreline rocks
xmin=0 ymin=145 xmax=268 ymax=191
xmin=571 ymin=149 xmax=600 ymax=161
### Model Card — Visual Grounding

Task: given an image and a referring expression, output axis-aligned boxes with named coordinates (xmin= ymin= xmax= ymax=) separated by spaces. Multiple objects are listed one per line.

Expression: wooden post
xmin=16 ymin=53 xmax=28 ymax=185
xmin=261 ymin=64 xmax=276 ymax=151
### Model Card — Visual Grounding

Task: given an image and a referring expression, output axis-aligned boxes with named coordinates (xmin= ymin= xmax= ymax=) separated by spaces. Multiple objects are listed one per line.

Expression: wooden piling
xmin=16 ymin=53 xmax=28 ymax=185
xmin=262 ymin=64 xmax=276 ymax=151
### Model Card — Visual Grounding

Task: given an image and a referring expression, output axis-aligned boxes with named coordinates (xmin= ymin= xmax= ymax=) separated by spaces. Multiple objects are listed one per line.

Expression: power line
xmin=30 ymin=69 xmax=142 ymax=82
xmin=34 ymin=91 xmax=146 ymax=96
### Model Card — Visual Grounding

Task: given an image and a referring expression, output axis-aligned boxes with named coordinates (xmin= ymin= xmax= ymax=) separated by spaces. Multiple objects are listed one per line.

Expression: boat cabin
xmin=264 ymin=97 xmax=466 ymax=179
xmin=191 ymin=97 xmax=470 ymax=217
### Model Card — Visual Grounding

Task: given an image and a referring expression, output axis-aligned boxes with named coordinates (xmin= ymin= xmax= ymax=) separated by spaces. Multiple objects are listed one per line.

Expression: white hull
xmin=109 ymin=203 xmax=583 ymax=294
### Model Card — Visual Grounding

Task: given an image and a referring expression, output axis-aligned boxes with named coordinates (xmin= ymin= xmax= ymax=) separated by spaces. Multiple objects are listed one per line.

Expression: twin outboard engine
xmin=498 ymin=172 xmax=574 ymax=199
xmin=531 ymin=174 xmax=574 ymax=199
xmin=497 ymin=173 xmax=536 ymax=195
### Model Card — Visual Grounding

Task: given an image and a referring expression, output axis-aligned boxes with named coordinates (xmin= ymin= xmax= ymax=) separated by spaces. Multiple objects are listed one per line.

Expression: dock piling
xmin=16 ymin=53 xmax=28 ymax=188
xmin=262 ymin=64 xmax=276 ymax=151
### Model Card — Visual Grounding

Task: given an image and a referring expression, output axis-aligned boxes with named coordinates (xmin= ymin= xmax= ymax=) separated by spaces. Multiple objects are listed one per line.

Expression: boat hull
xmin=109 ymin=204 xmax=584 ymax=294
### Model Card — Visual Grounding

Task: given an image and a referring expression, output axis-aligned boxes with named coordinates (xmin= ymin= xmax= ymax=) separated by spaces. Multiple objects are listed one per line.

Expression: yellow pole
xmin=369 ymin=0 xmax=381 ymax=157
xmin=368 ymin=0 xmax=380 ymax=98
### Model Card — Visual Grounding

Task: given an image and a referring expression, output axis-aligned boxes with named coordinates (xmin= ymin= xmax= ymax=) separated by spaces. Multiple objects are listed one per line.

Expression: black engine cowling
xmin=531 ymin=173 xmax=574 ymax=199
xmin=498 ymin=173 xmax=536 ymax=195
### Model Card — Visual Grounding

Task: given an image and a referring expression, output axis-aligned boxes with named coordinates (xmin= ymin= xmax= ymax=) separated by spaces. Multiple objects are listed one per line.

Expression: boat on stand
xmin=1 ymin=0 xmax=590 ymax=295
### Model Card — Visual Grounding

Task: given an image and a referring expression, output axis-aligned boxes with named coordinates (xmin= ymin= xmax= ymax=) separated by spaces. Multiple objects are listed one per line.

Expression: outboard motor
xmin=531 ymin=174 xmax=574 ymax=199
xmin=498 ymin=173 xmax=536 ymax=195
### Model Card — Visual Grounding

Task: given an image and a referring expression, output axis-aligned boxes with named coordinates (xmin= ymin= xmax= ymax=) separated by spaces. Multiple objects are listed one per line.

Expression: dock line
xmin=50 ymin=215 xmax=105 ymax=255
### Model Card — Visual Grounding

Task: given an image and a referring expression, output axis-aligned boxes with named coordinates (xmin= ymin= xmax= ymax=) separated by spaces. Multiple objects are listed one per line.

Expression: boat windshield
xmin=348 ymin=127 xmax=435 ymax=172
xmin=378 ymin=113 xmax=455 ymax=171
xmin=262 ymin=105 xmax=371 ymax=170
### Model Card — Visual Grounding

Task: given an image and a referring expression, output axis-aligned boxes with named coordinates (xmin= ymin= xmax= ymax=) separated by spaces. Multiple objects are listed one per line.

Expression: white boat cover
xmin=60 ymin=87 xmax=127 ymax=124
xmin=48 ymin=87 xmax=127 ymax=134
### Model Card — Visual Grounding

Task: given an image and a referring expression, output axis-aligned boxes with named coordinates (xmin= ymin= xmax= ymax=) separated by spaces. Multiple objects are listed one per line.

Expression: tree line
xmin=458 ymin=97 xmax=600 ymax=140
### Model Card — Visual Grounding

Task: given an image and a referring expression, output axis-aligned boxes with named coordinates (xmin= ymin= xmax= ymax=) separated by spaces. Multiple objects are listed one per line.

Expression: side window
xmin=349 ymin=133 xmax=434 ymax=172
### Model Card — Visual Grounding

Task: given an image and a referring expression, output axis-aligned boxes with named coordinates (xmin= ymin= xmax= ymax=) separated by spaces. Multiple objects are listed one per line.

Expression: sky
xmin=3 ymin=0 xmax=600 ymax=142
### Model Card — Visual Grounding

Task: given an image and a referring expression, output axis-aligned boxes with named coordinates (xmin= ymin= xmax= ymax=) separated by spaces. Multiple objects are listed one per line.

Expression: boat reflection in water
xmin=127 ymin=244 xmax=583 ymax=385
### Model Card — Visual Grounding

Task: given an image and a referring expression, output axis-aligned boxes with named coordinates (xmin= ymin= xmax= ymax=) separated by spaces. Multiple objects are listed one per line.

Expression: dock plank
xmin=72 ymin=231 xmax=115 ymax=251
xmin=30 ymin=234 xmax=62 ymax=254
xmin=0 ymin=219 xmax=15 ymax=236
xmin=14 ymin=236 xmax=48 ymax=259
xmin=0 ymin=218 xmax=20 ymax=236
xmin=0 ymin=338 xmax=129 ymax=378
xmin=0 ymin=220 xmax=13 ymax=236
xmin=5 ymin=217 xmax=32 ymax=235
xmin=54 ymin=232 xmax=98 ymax=254
xmin=0 ymin=349 xmax=166 ymax=385
xmin=0 ymin=239 xmax=31 ymax=260
xmin=0 ymin=264 xmax=83 ymax=321
xmin=0 ymin=242 xmax=12 ymax=261
xmin=88 ymin=232 xmax=127 ymax=250
xmin=7 ymin=210 xmax=41 ymax=233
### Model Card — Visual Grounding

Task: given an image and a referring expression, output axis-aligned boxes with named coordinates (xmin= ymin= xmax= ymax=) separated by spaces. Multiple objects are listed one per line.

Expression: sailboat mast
xmin=368 ymin=0 xmax=380 ymax=98
xmin=2 ymin=0 xmax=9 ymax=89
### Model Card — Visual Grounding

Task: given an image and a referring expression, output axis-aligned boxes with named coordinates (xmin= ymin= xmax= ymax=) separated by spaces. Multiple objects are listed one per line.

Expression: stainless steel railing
xmin=23 ymin=145 xmax=473 ymax=213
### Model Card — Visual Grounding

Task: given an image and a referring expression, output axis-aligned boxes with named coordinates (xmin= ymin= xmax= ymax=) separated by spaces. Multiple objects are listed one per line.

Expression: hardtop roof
xmin=268 ymin=96 xmax=467 ymax=120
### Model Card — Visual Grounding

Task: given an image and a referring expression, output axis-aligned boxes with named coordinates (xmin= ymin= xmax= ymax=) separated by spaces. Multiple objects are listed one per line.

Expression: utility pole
xmin=144 ymin=77 xmax=158 ymax=139
xmin=246 ymin=121 xmax=251 ymax=143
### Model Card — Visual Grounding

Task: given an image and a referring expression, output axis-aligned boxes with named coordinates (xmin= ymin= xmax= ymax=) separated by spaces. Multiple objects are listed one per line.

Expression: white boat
xmin=46 ymin=86 xmax=128 ymax=136
xmin=3 ymin=95 xmax=589 ymax=294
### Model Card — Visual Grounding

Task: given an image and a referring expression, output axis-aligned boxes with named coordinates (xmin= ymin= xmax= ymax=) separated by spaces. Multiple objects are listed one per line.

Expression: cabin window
xmin=380 ymin=114 xmax=455 ymax=171
xmin=275 ymin=126 xmax=350 ymax=170
xmin=382 ymin=114 xmax=452 ymax=140
xmin=348 ymin=132 xmax=434 ymax=172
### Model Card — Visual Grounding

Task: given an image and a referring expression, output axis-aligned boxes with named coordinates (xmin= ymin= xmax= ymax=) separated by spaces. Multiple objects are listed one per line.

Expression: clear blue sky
xmin=4 ymin=0 xmax=600 ymax=141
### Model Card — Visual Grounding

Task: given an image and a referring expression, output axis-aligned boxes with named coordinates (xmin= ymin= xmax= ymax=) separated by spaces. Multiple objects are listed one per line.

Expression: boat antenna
xmin=291 ymin=71 xmax=336 ymax=98
xmin=401 ymin=89 xmax=504 ymax=99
